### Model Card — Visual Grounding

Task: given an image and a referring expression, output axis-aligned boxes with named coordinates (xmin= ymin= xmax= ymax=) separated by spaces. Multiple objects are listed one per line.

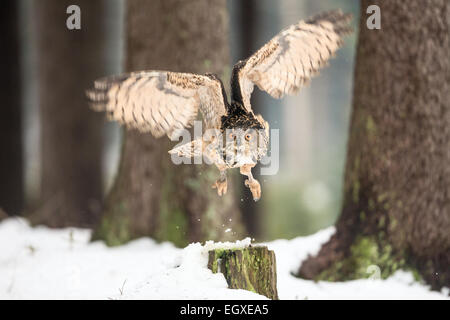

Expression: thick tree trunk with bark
xmin=298 ymin=0 xmax=450 ymax=290
xmin=32 ymin=0 xmax=105 ymax=227
xmin=0 ymin=1 xmax=23 ymax=215
xmin=208 ymin=246 xmax=278 ymax=299
xmin=93 ymin=0 xmax=245 ymax=247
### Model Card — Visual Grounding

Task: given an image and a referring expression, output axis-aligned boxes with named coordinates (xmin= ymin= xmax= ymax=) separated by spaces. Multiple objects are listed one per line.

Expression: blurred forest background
xmin=0 ymin=0 xmax=359 ymax=241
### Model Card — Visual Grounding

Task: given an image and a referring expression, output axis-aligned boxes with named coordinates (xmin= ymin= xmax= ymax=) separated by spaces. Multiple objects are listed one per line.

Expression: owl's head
xmin=223 ymin=126 xmax=268 ymax=167
xmin=219 ymin=103 xmax=270 ymax=167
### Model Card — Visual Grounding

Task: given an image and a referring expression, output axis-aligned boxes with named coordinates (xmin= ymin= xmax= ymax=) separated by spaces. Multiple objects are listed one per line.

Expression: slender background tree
xmin=0 ymin=1 xmax=23 ymax=216
xmin=93 ymin=0 xmax=245 ymax=246
xmin=31 ymin=0 xmax=108 ymax=227
xmin=298 ymin=0 xmax=450 ymax=290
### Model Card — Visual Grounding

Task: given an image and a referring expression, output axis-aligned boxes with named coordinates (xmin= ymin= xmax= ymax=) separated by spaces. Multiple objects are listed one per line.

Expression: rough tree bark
xmin=298 ymin=0 xmax=450 ymax=290
xmin=0 ymin=1 xmax=23 ymax=216
xmin=32 ymin=0 xmax=106 ymax=227
xmin=208 ymin=246 xmax=278 ymax=299
xmin=92 ymin=0 xmax=245 ymax=247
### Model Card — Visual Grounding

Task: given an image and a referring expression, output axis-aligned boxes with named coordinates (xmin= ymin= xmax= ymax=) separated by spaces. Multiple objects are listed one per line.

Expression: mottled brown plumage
xmin=86 ymin=10 xmax=352 ymax=200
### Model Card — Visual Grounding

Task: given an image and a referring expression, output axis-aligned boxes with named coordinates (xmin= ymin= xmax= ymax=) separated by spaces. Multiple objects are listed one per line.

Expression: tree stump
xmin=207 ymin=246 xmax=279 ymax=300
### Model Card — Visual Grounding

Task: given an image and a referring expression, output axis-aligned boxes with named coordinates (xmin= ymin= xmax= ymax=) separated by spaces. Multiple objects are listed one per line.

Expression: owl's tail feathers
xmin=168 ymin=138 xmax=203 ymax=158
xmin=306 ymin=9 xmax=353 ymax=37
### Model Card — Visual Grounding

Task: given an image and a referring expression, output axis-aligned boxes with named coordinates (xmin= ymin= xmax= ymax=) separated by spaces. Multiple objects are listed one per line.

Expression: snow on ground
xmin=0 ymin=217 xmax=447 ymax=300
xmin=264 ymin=229 xmax=449 ymax=300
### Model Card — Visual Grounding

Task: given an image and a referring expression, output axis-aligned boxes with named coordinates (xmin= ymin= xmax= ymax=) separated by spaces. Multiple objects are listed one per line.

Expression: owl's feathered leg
xmin=240 ymin=164 xmax=261 ymax=201
xmin=212 ymin=165 xmax=227 ymax=196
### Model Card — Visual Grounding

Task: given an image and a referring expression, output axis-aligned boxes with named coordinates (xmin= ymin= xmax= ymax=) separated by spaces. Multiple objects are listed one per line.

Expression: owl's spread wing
xmin=86 ymin=71 xmax=227 ymax=138
xmin=235 ymin=10 xmax=352 ymax=111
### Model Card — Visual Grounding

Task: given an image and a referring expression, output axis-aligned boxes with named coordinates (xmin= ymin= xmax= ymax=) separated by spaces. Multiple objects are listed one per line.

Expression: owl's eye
xmin=245 ymin=134 xmax=252 ymax=141
xmin=229 ymin=133 xmax=234 ymax=139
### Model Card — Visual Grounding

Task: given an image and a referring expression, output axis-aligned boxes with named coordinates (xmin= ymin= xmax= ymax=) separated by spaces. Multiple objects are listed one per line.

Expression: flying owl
xmin=86 ymin=10 xmax=352 ymax=201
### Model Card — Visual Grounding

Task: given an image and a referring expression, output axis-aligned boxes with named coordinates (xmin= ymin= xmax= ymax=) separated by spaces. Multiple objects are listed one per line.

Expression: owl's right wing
xmin=234 ymin=10 xmax=353 ymax=112
xmin=86 ymin=71 xmax=227 ymax=139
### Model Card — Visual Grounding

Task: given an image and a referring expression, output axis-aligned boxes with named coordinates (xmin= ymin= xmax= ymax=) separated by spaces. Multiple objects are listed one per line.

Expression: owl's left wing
xmin=86 ymin=71 xmax=227 ymax=139
xmin=235 ymin=10 xmax=353 ymax=111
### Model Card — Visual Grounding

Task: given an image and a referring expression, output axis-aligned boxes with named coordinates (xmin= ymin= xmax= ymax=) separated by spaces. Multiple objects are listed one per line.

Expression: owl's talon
xmin=212 ymin=178 xmax=227 ymax=196
xmin=245 ymin=179 xmax=261 ymax=201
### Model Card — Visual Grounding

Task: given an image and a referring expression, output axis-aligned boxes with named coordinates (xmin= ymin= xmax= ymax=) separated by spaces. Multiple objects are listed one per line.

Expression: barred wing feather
xmin=86 ymin=71 xmax=227 ymax=139
xmin=236 ymin=10 xmax=353 ymax=111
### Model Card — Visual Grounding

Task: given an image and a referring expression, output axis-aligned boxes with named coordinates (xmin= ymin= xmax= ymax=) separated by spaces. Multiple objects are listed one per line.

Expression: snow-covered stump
xmin=207 ymin=246 xmax=279 ymax=300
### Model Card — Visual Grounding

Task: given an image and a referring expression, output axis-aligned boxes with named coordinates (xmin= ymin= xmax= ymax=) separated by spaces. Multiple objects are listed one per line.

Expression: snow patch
xmin=0 ymin=218 xmax=447 ymax=300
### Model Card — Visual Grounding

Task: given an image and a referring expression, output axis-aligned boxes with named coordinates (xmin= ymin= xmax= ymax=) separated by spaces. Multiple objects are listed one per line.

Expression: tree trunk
xmin=0 ymin=208 xmax=8 ymax=222
xmin=298 ymin=0 xmax=450 ymax=290
xmin=32 ymin=0 xmax=106 ymax=227
xmin=0 ymin=1 xmax=23 ymax=215
xmin=208 ymin=246 xmax=278 ymax=299
xmin=92 ymin=0 xmax=245 ymax=247
xmin=233 ymin=0 xmax=264 ymax=240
